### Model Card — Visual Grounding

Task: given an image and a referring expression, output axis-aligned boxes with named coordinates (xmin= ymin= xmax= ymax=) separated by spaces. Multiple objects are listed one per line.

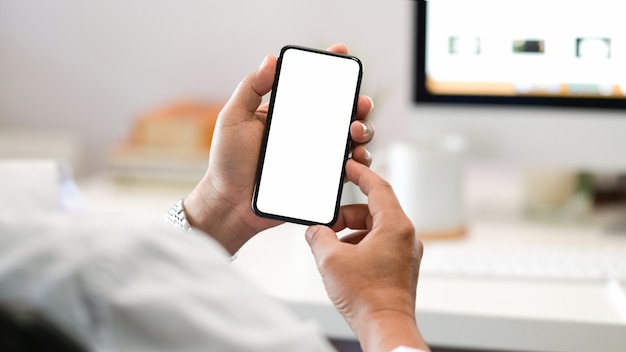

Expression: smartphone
xmin=252 ymin=45 xmax=363 ymax=226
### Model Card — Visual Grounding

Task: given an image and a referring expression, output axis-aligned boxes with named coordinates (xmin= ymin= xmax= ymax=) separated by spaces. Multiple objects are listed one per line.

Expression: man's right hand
xmin=305 ymin=159 xmax=430 ymax=352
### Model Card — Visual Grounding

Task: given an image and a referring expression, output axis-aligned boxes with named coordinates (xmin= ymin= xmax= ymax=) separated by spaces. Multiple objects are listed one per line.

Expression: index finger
xmin=326 ymin=43 xmax=349 ymax=55
xmin=344 ymin=159 xmax=404 ymax=216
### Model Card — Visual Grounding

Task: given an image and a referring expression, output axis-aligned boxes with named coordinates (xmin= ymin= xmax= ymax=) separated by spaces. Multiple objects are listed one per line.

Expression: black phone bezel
xmin=252 ymin=45 xmax=363 ymax=226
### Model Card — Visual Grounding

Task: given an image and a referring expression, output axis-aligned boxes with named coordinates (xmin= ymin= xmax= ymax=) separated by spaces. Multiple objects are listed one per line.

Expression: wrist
xmin=347 ymin=289 xmax=427 ymax=352
xmin=353 ymin=310 xmax=429 ymax=352
xmin=183 ymin=186 xmax=256 ymax=255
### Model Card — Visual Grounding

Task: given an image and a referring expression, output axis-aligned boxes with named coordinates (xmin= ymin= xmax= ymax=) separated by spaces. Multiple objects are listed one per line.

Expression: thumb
xmin=222 ymin=54 xmax=277 ymax=118
xmin=305 ymin=225 xmax=341 ymax=261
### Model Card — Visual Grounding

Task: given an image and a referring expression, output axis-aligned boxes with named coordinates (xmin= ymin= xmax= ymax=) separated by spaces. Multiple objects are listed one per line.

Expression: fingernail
xmin=305 ymin=226 xmax=319 ymax=241
xmin=361 ymin=122 xmax=370 ymax=137
xmin=367 ymin=96 xmax=375 ymax=113
xmin=364 ymin=148 xmax=372 ymax=162
xmin=259 ymin=55 xmax=270 ymax=70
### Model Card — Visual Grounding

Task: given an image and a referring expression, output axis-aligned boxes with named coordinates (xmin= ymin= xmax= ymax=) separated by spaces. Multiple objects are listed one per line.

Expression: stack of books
xmin=108 ymin=101 xmax=222 ymax=187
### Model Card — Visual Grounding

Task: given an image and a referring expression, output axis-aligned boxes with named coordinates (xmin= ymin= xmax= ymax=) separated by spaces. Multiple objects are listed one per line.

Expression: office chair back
xmin=0 ymin=302 xmax=85 ymax=352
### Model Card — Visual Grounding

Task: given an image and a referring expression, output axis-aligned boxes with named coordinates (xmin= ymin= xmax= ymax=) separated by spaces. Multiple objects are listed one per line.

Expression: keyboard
xmin=420 ymin=241 xmax=626 ymax=281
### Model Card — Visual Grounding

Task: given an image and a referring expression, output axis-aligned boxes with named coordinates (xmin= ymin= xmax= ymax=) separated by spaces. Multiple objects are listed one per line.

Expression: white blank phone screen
xmin=255 ymin=48 xmax=361 ymax=224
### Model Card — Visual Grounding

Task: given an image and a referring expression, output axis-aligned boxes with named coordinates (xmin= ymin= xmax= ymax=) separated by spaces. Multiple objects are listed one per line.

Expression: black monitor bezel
xmin=413 ymin=0 xmax=626 ymax=109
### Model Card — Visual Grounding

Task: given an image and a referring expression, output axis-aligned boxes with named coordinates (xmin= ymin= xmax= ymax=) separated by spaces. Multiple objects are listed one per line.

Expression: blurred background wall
xmin=0 ymin=0 xmax=413 ymax=175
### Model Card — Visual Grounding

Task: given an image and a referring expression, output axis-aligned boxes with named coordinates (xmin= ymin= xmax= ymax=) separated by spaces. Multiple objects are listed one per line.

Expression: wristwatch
xmin=164 ymin=198 xmax=191 ymax=231
xmin=164 ymin=198 xmax=239 ymax=261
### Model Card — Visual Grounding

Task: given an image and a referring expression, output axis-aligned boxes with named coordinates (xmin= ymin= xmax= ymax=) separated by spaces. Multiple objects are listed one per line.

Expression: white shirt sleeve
xmin=0 ymin=212 xmax=335 ymax=352
xmin=390 ymin=346 xmax=430 ymax=352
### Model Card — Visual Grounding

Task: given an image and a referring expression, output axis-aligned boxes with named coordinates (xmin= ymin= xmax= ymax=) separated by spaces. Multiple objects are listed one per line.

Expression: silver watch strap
xmin=164 ymin=198 xmax=239 ymax=262
xmin=164 ymin=198 xmax=191 ymax=231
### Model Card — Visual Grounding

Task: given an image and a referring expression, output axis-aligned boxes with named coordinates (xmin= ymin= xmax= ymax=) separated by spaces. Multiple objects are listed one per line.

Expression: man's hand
xmin=184 ymin=44 xmax=375 ymax=254
xmin=306 ymin=159 xmax=430 ymax=352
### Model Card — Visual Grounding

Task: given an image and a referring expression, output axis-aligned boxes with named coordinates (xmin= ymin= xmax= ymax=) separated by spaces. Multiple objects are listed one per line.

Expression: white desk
xmin=79 ymin=174 xmax=626 ymax=352
xmin=228 ymin=219 xmax=626 ymax=352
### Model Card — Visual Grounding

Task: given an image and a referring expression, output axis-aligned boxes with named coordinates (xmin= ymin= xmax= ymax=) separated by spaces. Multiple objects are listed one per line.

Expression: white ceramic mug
xmin=387 ymin=133 xmax=467 ymax=239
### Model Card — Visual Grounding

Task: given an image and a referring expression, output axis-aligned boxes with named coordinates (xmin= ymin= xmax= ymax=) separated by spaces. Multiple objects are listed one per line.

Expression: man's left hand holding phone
xmin=182 ymin=43 xmax=375 ymax=255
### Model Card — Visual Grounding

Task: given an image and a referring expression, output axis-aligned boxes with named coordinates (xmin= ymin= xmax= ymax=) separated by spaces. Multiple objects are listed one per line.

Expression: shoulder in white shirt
xmin=0 ymin=211 xmax=335 ymax=351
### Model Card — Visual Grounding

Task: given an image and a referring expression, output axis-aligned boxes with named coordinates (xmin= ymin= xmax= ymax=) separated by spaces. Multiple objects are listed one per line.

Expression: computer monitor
xmin=411 ymin=0 xmax=626 ymax=172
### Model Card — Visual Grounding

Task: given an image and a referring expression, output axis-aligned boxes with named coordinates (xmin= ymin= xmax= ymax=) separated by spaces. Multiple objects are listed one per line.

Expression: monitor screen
xmin=414 ymin=0 xmax=626 ymax=109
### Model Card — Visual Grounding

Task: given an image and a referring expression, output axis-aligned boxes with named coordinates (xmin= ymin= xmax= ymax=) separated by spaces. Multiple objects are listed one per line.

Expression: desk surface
xmin=231 ymin=221 xmax=626 ymax=352
xmin=79 ymin=175 xmax=626 ymax=352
